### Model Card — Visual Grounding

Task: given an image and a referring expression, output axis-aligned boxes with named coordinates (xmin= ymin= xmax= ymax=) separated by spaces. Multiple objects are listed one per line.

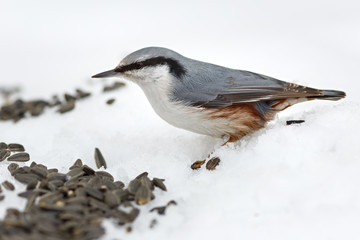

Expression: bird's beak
xmin=92 ymin=69 xmax=119 ymax=78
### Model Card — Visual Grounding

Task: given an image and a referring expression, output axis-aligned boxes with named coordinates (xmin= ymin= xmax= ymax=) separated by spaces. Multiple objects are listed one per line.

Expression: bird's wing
xmin=174 ymin=68 xmax=324 ymax=108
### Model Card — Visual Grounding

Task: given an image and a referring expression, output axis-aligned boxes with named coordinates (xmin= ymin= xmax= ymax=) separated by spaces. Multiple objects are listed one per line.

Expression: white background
xmin=1 ymin=1 xmax=360 ymax=239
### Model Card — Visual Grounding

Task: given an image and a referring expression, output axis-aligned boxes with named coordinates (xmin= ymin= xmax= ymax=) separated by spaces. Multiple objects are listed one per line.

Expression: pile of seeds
xmin=0 ymin=142 xmax=29 ymax=162
xmin=0 ymin=81 xmax=125 ymax=122
xmin=0 ymin=147 xmax=172 ymax=240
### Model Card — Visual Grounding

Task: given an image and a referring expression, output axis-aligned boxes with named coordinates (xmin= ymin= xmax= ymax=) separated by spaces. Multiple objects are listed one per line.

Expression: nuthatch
xmin=92 ymin=47 xmax=345 ymax=142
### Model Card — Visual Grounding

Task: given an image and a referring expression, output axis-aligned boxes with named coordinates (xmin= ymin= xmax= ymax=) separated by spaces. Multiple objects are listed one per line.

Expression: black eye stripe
xmin=115 ymin=57 xmax=186 ymax=78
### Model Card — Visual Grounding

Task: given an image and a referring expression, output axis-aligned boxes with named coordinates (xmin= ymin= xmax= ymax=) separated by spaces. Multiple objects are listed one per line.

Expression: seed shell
xmin=191 ymin=160 xmax=206 ymax=170
xmin=150 ymin=206 xmax=167 ymax=215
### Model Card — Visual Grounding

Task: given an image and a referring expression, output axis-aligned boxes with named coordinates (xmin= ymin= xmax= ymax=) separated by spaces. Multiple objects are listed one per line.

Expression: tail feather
xmin=313 ymin=89 xmax=346 ymax=101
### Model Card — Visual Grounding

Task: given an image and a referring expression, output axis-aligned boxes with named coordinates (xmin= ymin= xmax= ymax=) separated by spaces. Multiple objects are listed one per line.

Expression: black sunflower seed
xmin=94 ymin=148 xmax=107 ymax=169
xmin=106 ymin=98 xmax=115 ymax=105
xmin=206 ymin=157 xmax=220 ymax=170
xmin=0 ymin=149 xmax=10 ymax=161
xmin=57 ymin=101 xmax=75 ymax=114
xmin=2 ymin=181 xmax=15 ymax=191
xmin=8 ymin=143 xmax=25 ymax=152
xmin=7 ymin=152 xmax=30 ymax=162
xmin=0 ymin=142 xmax=7 ymax=150
xmin=286 ymin=120 xmax=305 ymax=125
xmin=135 ymin=186 xmax=152 ymax=205
xmin=152 ymin=178 xmax=167 ymax=191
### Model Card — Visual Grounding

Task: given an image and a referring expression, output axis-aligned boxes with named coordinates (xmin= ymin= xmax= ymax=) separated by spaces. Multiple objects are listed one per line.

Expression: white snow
xmin=1 ymin=0 xmax=360 ymax=239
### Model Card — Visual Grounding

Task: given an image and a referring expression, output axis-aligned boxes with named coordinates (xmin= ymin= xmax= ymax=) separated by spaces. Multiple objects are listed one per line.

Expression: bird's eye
xmin=135 ymin=62 xmax=142 ymax=69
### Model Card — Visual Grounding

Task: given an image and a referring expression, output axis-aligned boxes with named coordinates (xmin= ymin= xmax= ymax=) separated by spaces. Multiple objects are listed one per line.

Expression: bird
xmin=92 ymin=47 xmax=346 ymax=142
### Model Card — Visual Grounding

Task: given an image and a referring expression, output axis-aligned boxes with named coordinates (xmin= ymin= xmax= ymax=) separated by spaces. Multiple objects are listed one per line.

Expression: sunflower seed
xmin=26 ymin=179 xmax=38 ymax=190
xmin=127 ymin=179 xmax=141 ymax=195
xmin=18 ymin=190 xmax=36 ymax=198
xmin=94 ymin=148 xmax=107 ymax=169
xmin=85 ymin=186 xmax=104 ymax=200
xmin=76 ymin=89 xmax=91 ymax=99
xmin=82 ymin=165 xmax=95 ymax=175
xmin=286 ymin=120 xmax=305 ymax=125
xmin=152 ymin=178 xmax=167 ymax=191
xmin=191 ymin=160 xmax=206 ymax=169
xmin=89 ymin=198 xmax=110 ymax=213
xmin=206 ymin=157 xmax=220 ymax=170
xmin=8 ymin=143 xmax=25 ymax=152
xmin=7 ymin=163 xmax=19 ymax=175
xmin=69 ymin=158 xmax=83 ymax=170
xmin=103 ymin=81 xmax=125 ymax=92
xmin=47 ymin=172 xmax=66 ymax=182
xmin=14 ymin=173 xmax=38 ymax=184
xmin=47 ymin=168 xmax=58 ymax=174
xmin=0 ymin=149 xmax=10 ymax=161
xmin=139 ymin=176 xmax=154 ymax=190
xmin=7 ymin=152 xmax=30 ymax=162
xmin=128 ymin=208 xmax=140 ymax=222
xmin=30 ymin=165 xmax=48 ymax=179
xmin=104 ymin=191 xmax=119 ymax=208
xmin=135 ymin=186 xmax=152 ymax=205
xmin=66 ymin=167 xmax=85 ymax=179
xmin=47 ymin=180 xmax=64 ymax=191
xmin=2 ymin=181 xmax=15 ymax=191
xmin=66 ymin=196 xmax=88 ymax=205
xmin=0 ymin=142 xmax=7 ymax=150
xmin=135 ymin=172 xmax=148 ymax=179
xmin=57 ymin=101 xmax=75 ymax=114
xmin=106 ymin=98 xmax=115 ymax=105
xmin=11 ymin=167 xmax=27 ymax=176
xmin=95 ymin=171 xmax=114 ymax=182
xmin=113 ymin=181 xmax=125 ymax=189
xmin=64 ymin=93 xmax=77 ymax=102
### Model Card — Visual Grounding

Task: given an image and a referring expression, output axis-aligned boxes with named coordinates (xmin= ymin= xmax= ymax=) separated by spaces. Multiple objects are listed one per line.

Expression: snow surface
xmin=1 ymin=0 xmax=360 ymax=239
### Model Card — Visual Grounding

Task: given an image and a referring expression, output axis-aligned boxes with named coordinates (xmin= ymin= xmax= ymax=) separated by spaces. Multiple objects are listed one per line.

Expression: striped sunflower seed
xmin=7 ymin=152 xmax=30 ymax=162
xmin=94 ymin=148 xmax=107 ymax=169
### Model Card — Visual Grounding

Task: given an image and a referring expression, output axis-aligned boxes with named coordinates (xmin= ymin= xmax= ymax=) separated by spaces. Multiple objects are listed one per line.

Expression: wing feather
xmin=173 ymin=66 xmax=323 ymax=108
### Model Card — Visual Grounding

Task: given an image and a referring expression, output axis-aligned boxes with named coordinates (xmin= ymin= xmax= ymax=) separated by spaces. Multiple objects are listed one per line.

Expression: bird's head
xmin=92 ymin=47 xmax=187 ymax=84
